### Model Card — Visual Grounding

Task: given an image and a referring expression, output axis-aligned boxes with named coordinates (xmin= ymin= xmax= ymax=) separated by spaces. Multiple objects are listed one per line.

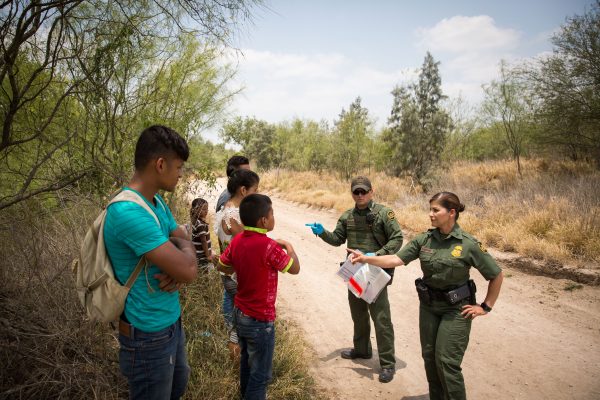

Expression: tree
xmin=518 ymin=1 xmax=600 ymax=166
xmin=219 ymin=117 xmax=275 ymax=170
xmin=441 ymin=96 xmax=480 ymax=162
xmin=270 ymin=119 xmax=330 ymax=172
xmin=383 ymin=52 xmax=450 ymax=184
xmin=482 ymin=61 xmax=535 ymax=175
xmin=331 ymin=97 xmax=373 ymax=180
xmin=0 ymin=0 xmax=259 ymax=210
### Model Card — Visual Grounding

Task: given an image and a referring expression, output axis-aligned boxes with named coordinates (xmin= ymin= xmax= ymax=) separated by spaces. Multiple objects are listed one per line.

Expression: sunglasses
xmin=352 ymin=189 xmax=370 ymax=196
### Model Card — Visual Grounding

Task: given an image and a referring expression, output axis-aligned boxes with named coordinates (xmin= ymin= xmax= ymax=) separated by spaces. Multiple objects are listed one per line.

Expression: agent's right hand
xmin=305 ymin=222 xmax=324 ymax=235
xmin=346 ymin=248 xmax=366 ymax=264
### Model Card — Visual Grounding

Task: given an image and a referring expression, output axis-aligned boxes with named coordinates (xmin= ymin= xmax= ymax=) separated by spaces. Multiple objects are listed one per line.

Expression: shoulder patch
xmin=479 ymin=242 xmax=487 ymax=253
xmin=387 ymin=210 xmax=396 ymax=220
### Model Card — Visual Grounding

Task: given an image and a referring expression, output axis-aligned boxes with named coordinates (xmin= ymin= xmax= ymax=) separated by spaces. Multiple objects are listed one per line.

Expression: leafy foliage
xmin=383 ymin=52 xmax=451 ymax=184
xmin=331 ymin=97 xmax=375 ymax=179
xmin=0 ymin=0 xmax=258 ymax=210
xmin=517 ymin=1 xmax=600 ymax=166
xmin=482 ymin=61 xmax=536 ymax=175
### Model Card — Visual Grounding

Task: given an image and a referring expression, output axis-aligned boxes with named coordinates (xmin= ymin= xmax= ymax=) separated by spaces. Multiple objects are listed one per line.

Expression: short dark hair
xmin=226 ymin=155 xmax=250 ymax=177
xmin=227 ymin=169 xmax=259 ymax=195
xmin=429 ymin=192 xmax=466 ymax=220
xmin=240 ymin=194 xmax=272 ymax=227
xmin=134 ymin=125 xmax=189 ymax=170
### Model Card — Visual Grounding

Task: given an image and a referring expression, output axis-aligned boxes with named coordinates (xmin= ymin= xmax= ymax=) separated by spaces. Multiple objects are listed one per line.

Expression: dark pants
xmin=119 ymin=318 xmax=190 ymax=400
xmin=234 ymin=307 xmax=275 ymax=400
xmin=420 ymin=300 xmax=472 ymax=400
xmin=347 ymin=286 xmax=395 ymax=369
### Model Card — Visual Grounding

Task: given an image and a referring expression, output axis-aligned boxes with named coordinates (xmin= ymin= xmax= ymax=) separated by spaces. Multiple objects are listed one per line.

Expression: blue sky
xmin=209 ymin=0 xmax=593 ymax=142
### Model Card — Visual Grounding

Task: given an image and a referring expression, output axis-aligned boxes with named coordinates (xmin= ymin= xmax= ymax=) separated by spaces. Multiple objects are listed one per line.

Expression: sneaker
xmin=378 ymin=368 xmax=395 ymax=383
xmin=340 ymin=349 xmax=372 ymax=360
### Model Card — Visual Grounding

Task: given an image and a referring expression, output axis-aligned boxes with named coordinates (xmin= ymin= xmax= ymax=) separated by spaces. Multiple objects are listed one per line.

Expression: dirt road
xmin=197 ymin=183 xmax=600 ymax=399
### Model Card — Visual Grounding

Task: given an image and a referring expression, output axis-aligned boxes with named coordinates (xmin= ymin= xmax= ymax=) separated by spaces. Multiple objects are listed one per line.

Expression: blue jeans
xmin=234 ymin=307 xmax=275 ymax=400
xmin=119 ymin=318 xmax=190 ymax=400
xmin=222 ymin=275 xmax=238 ymax=343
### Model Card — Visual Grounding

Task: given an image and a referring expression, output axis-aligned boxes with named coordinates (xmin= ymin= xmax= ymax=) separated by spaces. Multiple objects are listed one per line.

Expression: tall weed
xmin=0 ymin=193 xmax=127 ymax=399
xmin=261 ymin=159 xmax=600 ymax=267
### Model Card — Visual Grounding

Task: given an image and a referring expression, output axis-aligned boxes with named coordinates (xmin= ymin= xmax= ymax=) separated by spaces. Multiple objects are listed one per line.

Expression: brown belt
xmin=119 ymin=319 xmax=133 ymax=338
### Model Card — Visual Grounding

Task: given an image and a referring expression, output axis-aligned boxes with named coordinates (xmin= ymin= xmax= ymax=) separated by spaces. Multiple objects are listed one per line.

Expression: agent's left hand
xmin=155 ymin=273 xmax=183 ymax=293
xmin=305 ymin=222 xmax=324 ymax=235
xmin=461 ymin=304 xmax=486 ymax=319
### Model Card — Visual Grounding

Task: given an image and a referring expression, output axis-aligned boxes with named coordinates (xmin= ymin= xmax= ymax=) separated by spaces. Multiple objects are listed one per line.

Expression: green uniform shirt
xmin=319 ymin=200 xmax=403 ymax=256
xmin=396 ymin=223 xmax=501 ymax=290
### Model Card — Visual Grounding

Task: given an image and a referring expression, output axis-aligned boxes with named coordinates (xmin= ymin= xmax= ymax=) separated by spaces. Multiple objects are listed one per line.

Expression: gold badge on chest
xmin=451 ymin=245 xmax=463 ymax=257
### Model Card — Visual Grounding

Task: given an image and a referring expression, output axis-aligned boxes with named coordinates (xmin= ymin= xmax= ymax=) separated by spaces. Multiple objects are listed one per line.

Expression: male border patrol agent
xmin=307 ymin=176 xmax=403 ymax=383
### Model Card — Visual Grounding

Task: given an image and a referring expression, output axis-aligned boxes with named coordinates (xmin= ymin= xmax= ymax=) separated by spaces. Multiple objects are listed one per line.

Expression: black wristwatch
xmin=480 ymin=302 xmax=492 ymax=313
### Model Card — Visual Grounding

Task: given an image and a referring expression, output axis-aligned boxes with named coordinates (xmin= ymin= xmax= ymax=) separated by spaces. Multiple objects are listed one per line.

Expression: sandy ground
xmin=195 ymin=182 xmax=600 ymax=400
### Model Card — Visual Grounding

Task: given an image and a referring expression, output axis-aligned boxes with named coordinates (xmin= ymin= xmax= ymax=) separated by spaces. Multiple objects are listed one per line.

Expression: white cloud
xmin=445 ymin=52 xmax=509 ymax=82
xmin=417 ymin=15 xmax=521 ymax=53
xmin=226 ymin=49 xmax=415 ymax=127
xmin=413 ymin=15 xmax=530 ymax=105
xmin=240 ymin=49 xmax=346 ymax=80
xmin=218 ymin=15 xmax=535 ymax=136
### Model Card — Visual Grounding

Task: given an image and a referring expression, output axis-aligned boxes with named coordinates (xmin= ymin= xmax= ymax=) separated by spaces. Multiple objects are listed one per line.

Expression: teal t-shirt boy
xmin=104 ymin=187 xmax=179 ymax=332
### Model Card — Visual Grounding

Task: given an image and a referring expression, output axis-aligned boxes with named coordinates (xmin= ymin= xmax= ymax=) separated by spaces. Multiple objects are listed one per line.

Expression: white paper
xmin=337 ymin=257 xmax=364 ymax=282
xmin=347 ymin=264 xmax=391 ymax=304
xmin=361 ymin=265 xmax=391 ymax=303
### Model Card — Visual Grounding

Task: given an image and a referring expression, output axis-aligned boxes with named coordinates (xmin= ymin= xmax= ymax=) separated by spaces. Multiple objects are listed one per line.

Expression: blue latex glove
xmin=305 ymin=222 xmax=324 ymax=235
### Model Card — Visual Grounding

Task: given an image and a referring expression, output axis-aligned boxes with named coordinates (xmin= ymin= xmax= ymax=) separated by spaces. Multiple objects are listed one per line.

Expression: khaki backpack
xmin=72 ymin=190 xmax=161 ymax=323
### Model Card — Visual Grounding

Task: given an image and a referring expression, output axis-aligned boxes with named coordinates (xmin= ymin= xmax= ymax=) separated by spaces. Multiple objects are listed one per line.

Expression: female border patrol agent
xmin=349 ymin=191 xmax=503 ymax=400
xmin=306 ymin=176 xmax=403 ymax=383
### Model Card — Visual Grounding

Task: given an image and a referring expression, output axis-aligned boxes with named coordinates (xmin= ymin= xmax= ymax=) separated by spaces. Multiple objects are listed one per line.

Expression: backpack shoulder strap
xmin=109 ymin=189 xmax=160 ymax=227
xmin=124 ymin=258 xmax=147 ymax=289
xmin=105 ymin=189 xmax=161 ymax=288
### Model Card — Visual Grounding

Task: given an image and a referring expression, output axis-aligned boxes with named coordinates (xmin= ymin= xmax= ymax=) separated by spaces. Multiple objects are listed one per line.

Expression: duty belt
xmin=415 ymin=279 xmax=476 ymax=305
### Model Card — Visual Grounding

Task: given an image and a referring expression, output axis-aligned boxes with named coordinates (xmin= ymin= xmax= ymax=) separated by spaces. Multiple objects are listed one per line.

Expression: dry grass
xmin=0 ymin=190 xmax=324 ymax=400
xmin=181 ymin=272 xmax=323 ymax=400
xmin=261 ymin=169 xmax=418 ymax=214
xmin=0 ymin=193 xmax=127 ymax=399
xmin=260 ymin=159 xmax=600 ymax=268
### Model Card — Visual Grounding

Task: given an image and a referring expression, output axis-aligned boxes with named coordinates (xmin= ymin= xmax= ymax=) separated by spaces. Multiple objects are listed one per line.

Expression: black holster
xmin=468 ymin=279 xmax=477 ymax=305
xmin=415 ymin=278 xmax=432 ymax=305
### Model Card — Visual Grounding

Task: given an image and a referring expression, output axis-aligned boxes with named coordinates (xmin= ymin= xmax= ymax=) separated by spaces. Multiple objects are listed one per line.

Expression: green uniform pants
xmin=419 ymin=300 xmax=472 ymax=400
xmin=347 ymin=286 xmax=395 ymax=369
